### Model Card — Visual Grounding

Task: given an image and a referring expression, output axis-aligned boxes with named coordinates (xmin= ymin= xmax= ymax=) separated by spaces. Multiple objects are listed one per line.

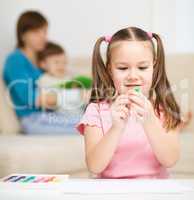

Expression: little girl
xmin=76 ymin=27 xmax=182 ymax=179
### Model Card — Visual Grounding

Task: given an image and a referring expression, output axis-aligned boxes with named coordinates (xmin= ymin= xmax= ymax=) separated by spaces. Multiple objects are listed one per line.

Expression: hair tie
xmin=147 ymin=32 xmax=153 ymax=39
xmin=104 ymin=35 xmax=112 ymax=43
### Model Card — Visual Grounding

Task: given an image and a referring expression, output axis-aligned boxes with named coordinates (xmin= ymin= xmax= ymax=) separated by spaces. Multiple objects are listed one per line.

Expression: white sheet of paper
xmin=60 ymin=179 xmax=194 ymax=194
xmin=1 ymin=179 xmax=194 ymax=195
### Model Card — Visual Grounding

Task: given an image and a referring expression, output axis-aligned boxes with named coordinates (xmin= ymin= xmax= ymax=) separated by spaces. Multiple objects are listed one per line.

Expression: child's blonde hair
xmin=90 ymin=26 xmax=181 ymax=131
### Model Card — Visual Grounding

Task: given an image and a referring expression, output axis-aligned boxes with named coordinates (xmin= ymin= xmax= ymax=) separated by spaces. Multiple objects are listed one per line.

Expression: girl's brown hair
xmin=16 ymin=11 xmax=48 ymax=48
xmin=91 ymin=26 xmax=181 ymax=130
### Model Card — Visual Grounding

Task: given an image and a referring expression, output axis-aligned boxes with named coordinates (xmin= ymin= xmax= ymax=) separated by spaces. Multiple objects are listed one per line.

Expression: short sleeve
xmin=76 ymin=103 xmax=102 ymax=135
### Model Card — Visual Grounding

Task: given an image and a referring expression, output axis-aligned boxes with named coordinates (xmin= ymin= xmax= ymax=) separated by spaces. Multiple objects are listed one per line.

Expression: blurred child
xmin=37 ymin=41 xmax=92 ymax=109
xmin=37 ymin=41 xmax=71 ymax=88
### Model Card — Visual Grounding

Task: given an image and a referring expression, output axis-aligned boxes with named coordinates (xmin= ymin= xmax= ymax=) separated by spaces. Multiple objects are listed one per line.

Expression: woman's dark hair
xmin=16 ymin=10 xmax=48 ymax=48
xmin=91 ymin=26 xmax=181 ymax=130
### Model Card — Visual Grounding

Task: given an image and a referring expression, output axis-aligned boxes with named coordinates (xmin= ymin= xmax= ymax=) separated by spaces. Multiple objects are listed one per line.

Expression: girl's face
xmin=109 ymin=41 xmax=154 ymax=97
xmin=22 ymin=26 xmax=48 ymax=52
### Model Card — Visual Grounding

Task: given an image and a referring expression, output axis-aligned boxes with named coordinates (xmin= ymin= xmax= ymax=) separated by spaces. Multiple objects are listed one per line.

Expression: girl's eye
xmin=139 ymin=66 xmax=148 ymax=70
xmin=117 ymin=67 xmax=128 ymax=70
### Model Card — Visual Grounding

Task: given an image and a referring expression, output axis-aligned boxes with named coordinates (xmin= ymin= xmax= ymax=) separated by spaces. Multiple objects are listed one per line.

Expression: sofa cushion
xmin=170 ymin=133 xmax=194 ymax=178
xmin=0 ymin=77 xmax=21 ymax=134
xmin=0 ymin=135 xmax=87 ymax=178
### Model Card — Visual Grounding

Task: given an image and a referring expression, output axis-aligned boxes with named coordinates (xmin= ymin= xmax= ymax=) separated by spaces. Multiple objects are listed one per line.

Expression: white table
xmin=0 ymin=179 xmax=194 ymax=200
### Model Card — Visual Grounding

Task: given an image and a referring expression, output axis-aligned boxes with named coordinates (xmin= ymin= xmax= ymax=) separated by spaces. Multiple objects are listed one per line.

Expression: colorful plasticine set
xmin=1 ymin=174 xmax=69 ymax=183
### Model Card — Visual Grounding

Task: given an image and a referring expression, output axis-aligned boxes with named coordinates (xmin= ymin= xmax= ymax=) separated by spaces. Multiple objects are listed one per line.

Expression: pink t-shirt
xmin=77 ymin=102 xmax=169 ymax=179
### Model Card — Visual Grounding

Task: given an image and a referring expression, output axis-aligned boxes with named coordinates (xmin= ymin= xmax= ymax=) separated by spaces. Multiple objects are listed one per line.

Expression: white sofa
xmin=0 ymin=135 xmax=89 ymax=178
xmin=0 ymin=55 xmax=193 ymax=179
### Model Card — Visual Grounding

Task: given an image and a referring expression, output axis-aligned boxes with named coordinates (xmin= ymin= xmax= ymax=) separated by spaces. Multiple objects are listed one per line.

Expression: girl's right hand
xmin=110 ymin=94 xmax=130 ymax=131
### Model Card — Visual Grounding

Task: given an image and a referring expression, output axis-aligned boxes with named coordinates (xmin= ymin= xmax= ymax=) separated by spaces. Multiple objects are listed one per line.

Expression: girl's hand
xmin=128 ymin=90 xmax=156 ymax=125
xmin=110 ymin=94 xmax=130 ymax=130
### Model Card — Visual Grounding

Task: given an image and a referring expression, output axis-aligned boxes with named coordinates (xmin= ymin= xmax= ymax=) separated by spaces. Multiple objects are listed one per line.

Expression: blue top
xmin=3 ymin=49 xmax=43 ymax=118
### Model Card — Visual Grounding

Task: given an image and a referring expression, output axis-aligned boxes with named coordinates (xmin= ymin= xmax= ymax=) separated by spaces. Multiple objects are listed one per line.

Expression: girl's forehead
xmin=110 ymin=40 xmax=152 ymax=52
xmin=109 ymin=41 xmax=154 ymax=62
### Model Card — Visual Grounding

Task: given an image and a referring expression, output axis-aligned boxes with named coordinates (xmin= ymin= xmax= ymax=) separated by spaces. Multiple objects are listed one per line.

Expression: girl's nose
xmin=127 ymin=69 xmax=138 ymax=80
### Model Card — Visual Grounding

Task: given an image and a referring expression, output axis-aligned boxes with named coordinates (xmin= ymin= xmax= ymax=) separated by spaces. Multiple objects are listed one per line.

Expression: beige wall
xmin=166 ymin=54 xmax=194 ymax=106
xmin=166 ymin=54 xmax=194 ymax=132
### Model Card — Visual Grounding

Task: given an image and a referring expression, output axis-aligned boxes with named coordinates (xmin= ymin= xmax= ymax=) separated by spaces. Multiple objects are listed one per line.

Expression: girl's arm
xmin=129 ymin=91 xmax=180 ymax=168
xmin=84 ymin=125 xmax=123 ymax=174
xmin=143 ymin=114 xmax=180 ymax=168
xmin=84 ymin=95 xmax=130 ymax=174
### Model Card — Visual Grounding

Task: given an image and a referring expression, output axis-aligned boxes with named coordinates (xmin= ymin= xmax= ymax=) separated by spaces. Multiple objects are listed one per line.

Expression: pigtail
xmin=90 ymin=37 xmax=114 ymax=102
xmin=152 ymin=33 xmax=181 ymax=130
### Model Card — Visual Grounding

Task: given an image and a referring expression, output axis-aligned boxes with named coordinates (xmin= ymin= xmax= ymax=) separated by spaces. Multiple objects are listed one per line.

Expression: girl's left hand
xmin=127 ymin=90 xmax=156 ymax=124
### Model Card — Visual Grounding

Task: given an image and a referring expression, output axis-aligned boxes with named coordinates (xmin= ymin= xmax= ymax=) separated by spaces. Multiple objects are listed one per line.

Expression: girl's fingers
xmin=116 ymin=95 xmax=130 ymax=102
xmin=115 ymin=105 xmax=129 ymax=115
xmin=128 ymin=93 xmax=147 ymax=108
xmin=131 ymin=103 xmax=145 ymax=117
xmin=119 ymin=110 xmax=128 ymax=120
xmin=114 ymin=95 xmax=130 ymax=107
xmin=114 ymin=105 xmax=129 ymax=120
xmin=117 ymin=99 xmax=130 ymax=107
xmin=131 ymin=103 xmax=151 ymax=123
xmin=120 ymin=106 xmax=129 ymax=116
